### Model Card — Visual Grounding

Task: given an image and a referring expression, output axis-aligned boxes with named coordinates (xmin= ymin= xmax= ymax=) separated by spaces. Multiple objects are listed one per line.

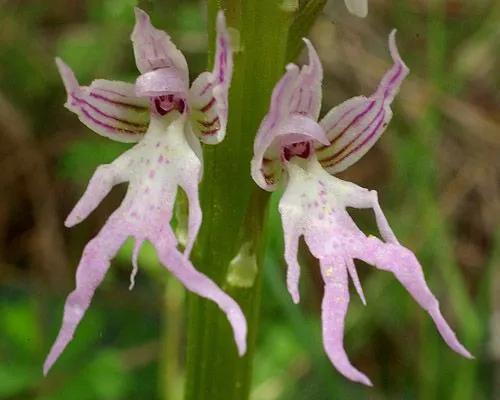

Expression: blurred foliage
xmin=0 ymin=0 xmax=499 ymax=399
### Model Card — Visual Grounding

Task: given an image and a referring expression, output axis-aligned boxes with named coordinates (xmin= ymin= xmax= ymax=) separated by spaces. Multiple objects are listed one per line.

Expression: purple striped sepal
xmin=251 ymin=31 xmax=408 ymax=191
xmin=316 ymin=30 xmax=408 ymax=173
xmin=131 ymin=8 xmax=189 ymax=81
xmin=251 ymin=39 xmax=324 ymax=191
xmin=188 ymin=12 xmax=233 ymax=144
xmin=56 ymin=58 xmax=150 ymax=143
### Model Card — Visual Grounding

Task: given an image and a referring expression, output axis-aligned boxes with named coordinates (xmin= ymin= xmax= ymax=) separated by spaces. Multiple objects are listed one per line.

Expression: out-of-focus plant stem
xmin=184 ymin=1 xmax=324 ymax=399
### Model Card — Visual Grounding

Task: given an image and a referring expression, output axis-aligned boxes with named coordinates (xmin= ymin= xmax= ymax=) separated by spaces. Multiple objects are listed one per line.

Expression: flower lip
xmin=282 ymin=141 xmax=312 ymax=162
xmin=153 ymin=95 xmax=187 ymax=116
xmin=135 ymin=67 xmax=189 ymax=98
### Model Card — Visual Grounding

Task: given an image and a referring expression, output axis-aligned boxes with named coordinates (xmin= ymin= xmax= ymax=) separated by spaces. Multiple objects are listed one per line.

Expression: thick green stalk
xmin=184 ymin=1 xmax=323 ymax=399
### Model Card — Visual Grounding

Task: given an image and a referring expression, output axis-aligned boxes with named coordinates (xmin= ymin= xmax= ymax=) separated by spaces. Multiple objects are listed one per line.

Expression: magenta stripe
xmin=383 ymin=63 xmax=403 ymax=98
xmin=72 ymin=95 xmax=148 ymax=129
xmin=79 ymin=107 xmax=145 ymax=135
xmin=200 ymin=97 xmax=216 ymax=112
xmin=199 ymin=82 xmax=212 ymax=96
xmin=320 ymin=103 xmax=384 ymax=164
xmin=329 ymin=110 xmax=386 ymax=167
xmin=89 ymin=92 xmax=148 ymax=111
xmin=197 ymin=116 xmax=219 ymax=128
xmin=94 ymin=87 xmax=131 ymax=98
xmin=318 ymin=99 xmax=377 ymax=152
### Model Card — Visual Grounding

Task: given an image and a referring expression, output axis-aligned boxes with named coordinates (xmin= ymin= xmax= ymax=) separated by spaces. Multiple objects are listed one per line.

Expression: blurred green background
xmin=0 ymin=0 xmax=499 ymax=399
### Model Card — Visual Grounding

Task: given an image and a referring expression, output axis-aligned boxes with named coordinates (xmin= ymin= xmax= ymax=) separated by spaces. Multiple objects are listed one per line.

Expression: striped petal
xmin=189 ymin=11 xmax=233 ymax=144
xmin=316 ymin=30 xmax=408 ymax=173
xmin=344 ymin=0 xmax=368 ymax=18
xmin=56 ymin=58 xmax=150 ymax=143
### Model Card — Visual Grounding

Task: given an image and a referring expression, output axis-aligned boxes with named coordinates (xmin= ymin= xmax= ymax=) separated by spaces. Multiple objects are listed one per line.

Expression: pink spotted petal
xmin=44 ymin=217 xmax=130 ymax=375
xmin=131 ymin=8 xmax=188 ymax=79
xmin=321 ymin=260 xmax=373 ymax=386
xmin=354 ymin=236 xmax=472 ymax=359
xmin=344 ymin=0 xmax=368 ymax=17
xmin=317 ymin=30 xmax=409 ymax=173
xmin=189 ymin=11 xmax=233 ymax=144
xmin=152 ymin=234 xmax=247 ymax=355
xmin=55 ymin=58 xmax=150 ymax=143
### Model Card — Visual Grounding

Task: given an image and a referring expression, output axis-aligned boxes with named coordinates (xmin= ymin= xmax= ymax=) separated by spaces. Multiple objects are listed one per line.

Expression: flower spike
xmin=45 ymin=9 xmax=246 ymax=374
xmin=251 ymin=33 xmax=471 ymax=386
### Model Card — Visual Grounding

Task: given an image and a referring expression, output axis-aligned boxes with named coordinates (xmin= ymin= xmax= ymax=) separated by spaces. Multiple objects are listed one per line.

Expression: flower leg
xmin=44 ymin=219 xmax=129 ymax=374
xmin=320 ymin=259 xmax=372 ymax=386
xmin=355 ymin=236 xmax=472 ymax=358
xmin=152 ymin=235 xmax=247 ymax=356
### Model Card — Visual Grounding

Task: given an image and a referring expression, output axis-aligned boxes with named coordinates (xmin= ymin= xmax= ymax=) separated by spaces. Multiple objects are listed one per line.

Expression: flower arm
xmin=279 ymin=208 xmax=303 ymax=304
xmin=333 ymin=178 xmax=399 ymax=244
xmin=55 ymin=59 xmax=150 ymax=143
xmin=189 ymin=12 xmax=233 ymax=144
xmin=65 ymin=151 xmax=132 ymax=227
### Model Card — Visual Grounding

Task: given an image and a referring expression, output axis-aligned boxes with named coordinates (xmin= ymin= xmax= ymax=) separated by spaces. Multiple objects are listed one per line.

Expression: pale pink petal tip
xmin=216 ymin=9 xmax=226 ymax=32
xmin=388 ymin=29 xmax=409 ymax=73
xmin=429 ymin=309 xmax=473 ymax=359
xmin=55 ymin=58 xmax=78 ymax=98
xmin=227 ymin=308 xmax=248 ymax=356
xmin=133 ymin=6 xmax=148 ymax=23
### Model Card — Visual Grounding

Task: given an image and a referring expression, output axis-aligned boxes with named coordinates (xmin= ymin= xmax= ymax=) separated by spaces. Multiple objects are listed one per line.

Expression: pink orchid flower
xmin=44 ymin=8 xmax=246 ymax=375
xmin=251 ymin=31 xmax=471 ymax=386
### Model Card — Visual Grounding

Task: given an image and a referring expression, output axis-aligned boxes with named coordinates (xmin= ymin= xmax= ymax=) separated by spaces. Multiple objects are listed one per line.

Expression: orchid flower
xmin=251 ymin=31 xmax=471 ymax=386
xmin=44 ymin=8 xmax=246 ymax=374
xmin=344 ymin=0 xmax=368 ymax=17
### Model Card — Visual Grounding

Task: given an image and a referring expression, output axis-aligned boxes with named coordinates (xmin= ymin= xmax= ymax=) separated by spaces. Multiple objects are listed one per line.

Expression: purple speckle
xmin=158 ymin=154 xmax=164 ymax=163
xmin=149 ymin=170 xmax=156 ymax=178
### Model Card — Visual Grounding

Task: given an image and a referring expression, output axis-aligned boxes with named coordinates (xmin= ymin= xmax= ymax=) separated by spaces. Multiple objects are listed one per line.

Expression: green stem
xmin=184 ymin=1 xmax=324 ymax=399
